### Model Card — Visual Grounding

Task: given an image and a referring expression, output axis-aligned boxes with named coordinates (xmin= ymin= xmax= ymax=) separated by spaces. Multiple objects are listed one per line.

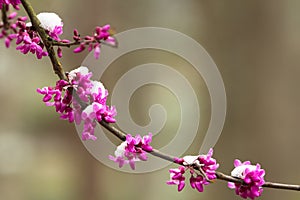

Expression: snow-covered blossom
xmin=228 ymin=159 xmax=265 ymax=200
xmin=109 ymin=133 xmax=153 ymax=170
xmin=25 ymin=12 xmax=65 ymax=56
xmin=167 ymin=148 xmax=218 ymax=192
xmin=1 ymin=10 xmax=66 ymax=58
xmin=30 ymin=13 xmax=62 ymax=32
xmin=26 ymin=12 xmax=63 ymax=41
xmin=37 ymin=66 xmax=117 ymax=141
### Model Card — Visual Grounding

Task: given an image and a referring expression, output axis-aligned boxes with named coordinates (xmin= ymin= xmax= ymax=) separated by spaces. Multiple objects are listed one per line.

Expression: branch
xmin=51 ymin=38 xmax=118 ymax=48
xmin=1 ymin=5 xmax=9 ymax=29
xmin=51 ymin=40 xmax=80 ymax=47
xmin=263 ymin=182 xmax=300 ymax=191
xmin=99 ymin=120 xmax=175 ymax=163
xmin=20 ymin=0 xmax=66 ymax=80
xmin=99 ymin=120 xmax=300 ymax=191
xmin=18 ymin=0 xmax=300 ymax=193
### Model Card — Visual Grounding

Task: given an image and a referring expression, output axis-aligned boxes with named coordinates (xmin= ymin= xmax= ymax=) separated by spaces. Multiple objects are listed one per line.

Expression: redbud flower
xmin=37 ymin=66 xmax=117 ymax=141
xmin=0 ymin=10 xmax=50 ymax=59
xmin=25 ymin=12 xmax=64 ymax=57
xmin=72 ymin=24 xmax=117 ymax=59
xmin=0 ymin=0 xmax=21 ymax=9
xmin=109 ymin=133 xmax=153 ymax=170
xmin=37 ymin=80 xmax=74 ymax=122
xmin=228 ymin=159 xmax=265 ymax=200
xmin=26 ymin=12 xmax=63 ymax=37
xmin=73 ymin=43 xmax=85 ymax=53
xmin=167 ymin=148 xmax=218 ymax=192
xmin=167 ymin=166 xmax=186 ymax=191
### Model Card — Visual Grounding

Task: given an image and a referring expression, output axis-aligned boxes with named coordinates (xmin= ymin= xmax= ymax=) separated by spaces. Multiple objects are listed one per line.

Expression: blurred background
xmin=0 ymin=0 xmax=300 ymax=199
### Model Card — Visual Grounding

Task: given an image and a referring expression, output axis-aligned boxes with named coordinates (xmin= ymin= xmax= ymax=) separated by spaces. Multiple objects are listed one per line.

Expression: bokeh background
xmin=0 ymin=0 xmax=300 ymax=199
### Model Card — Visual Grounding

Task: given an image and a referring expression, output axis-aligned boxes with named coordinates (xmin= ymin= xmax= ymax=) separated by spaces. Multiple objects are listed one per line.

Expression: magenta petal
xmin=57 ymin=47 xmax=62 ymax=58
xmin=94 ymin=45 xmax=101 ymax=59
xmin=178 ymin=182 xmax=185 ymax=192
xmin=129 ymin=159 xmax=135 ymax=170
xmin=73 ymin=44 xmax=85 ymax=53
xmin=5 ymin=38 xmax=10 ymax=48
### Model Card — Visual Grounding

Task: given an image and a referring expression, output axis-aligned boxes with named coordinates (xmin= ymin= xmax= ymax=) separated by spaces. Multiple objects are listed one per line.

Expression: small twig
xmin=1 ymin=5 xmax=9 ymax=29
xmin=263 ymin=181 xmax=300 ymax=191
xmin=51 ymin=40 xmax=80 ymax=47
xmin=216 ymin=172 xmax=300 ymax=191
xmin=51 ymin=38 xmax=118 ymax=48
xmin=99 ymin=120 xmax=126 ymax=141
xmin=216 ymin=171 xmax=244 ymax=184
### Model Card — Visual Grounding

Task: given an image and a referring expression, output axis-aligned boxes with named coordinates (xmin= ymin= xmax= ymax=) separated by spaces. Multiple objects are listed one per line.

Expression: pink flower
xmin=0 ymin=0 xmax=21 ymax=8
xmin=26 ymin=12 xmax=64 ymax=56
xmin=73 ymin=43 xmax=85 ymax=53
xmin=72 ymin=25 xmax=117 ymax=59
xmin=26 ymin=12 xmax=63 ymax=37
xmin=0 ymin=12 xmax=64 ymax=59
xmin=68 ymin=66 xmax=93 ymax=102
xmin=94 ymin=44 xmax=101 ymax=59
xmin=189 ymin=172 xmax=208 ymax=192
xmin=37 ymin=80 xmax=74 ymax=123
xmin=37 ymin=66 xmax=117 ymax=141
xmin=109 ymin=133 xmax=153 ymax=170
xmin=108 ymin=142 xmax=129 ymax=168
xmin=81 ymin=105 xmax=97 ymax=141
xmin=49 ymin=25 xmax=63 ymax=41
xmin=57 ymin=47 xmax=62 ymax=58
xmin=0 ymin=10 xmax=45 ymax=58
xmin=167 ymin=166 xmax=186 ymax=191
xmin=228 ymin=159 xmax=265 ymax=200
xmin=197 ymin=148 xmax=219 ymax=180
xmin=167 ymin=148 xmax=219 ymax=192
xmin=140 ymin=132 xmax=153 ymax=151
xmin=16 ymin=34 xmax=48 ymax=59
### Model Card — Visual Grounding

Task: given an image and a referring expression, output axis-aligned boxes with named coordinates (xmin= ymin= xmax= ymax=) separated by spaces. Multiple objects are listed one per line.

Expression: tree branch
xmin=18 ymin=0 xmax=300 ymax=193
xmin=263 ymin=181 xmax=300 ymax=191
xmin=1 ymin=5 xmax=9 ymax=29
xmin=51 ymin=38 xmax=118 ymax=48
xmin=51 ymin=40 xmax=80 ymax=47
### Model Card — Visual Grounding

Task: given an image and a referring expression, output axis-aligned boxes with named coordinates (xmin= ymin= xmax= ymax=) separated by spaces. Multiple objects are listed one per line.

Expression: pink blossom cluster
xmin=37 ymin=66 xmax=117 ymax=141
xmin=15 ymin=20 xmax=49 ymax=59
xmin=26 ymin=12 xmax=67 ymax=58
xmin=37 ymin=79 xmax=74 ymax=122
xmin=0 ymin=0 xmax=21 ymax=9
xmin=72 ymin=25 xmax=117 ymax=59
xmin=0 ymin=10 xmax=53 ymax=58
xmin=167 ymin=148 xmax=219 ymax=192
xmin=109 ymin=133 xmax=153 ymax=170
xmin=1 ymin=5 xmax=116 ymax=60
xmin=228 ymin=159 xmax=265 ymax=199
